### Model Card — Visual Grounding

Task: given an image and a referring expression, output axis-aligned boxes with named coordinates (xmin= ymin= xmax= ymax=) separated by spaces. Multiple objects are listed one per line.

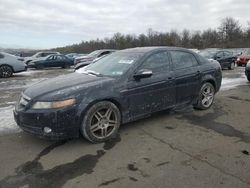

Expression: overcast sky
xmin=0 ymin=0 xmax=249 ymax=49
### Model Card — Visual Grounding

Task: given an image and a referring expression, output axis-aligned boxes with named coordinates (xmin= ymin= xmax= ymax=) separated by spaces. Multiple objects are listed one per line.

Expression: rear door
xmin=223 ymin=51 xmax=234 ymax=67
xmin=126 ymin=51 xmax=175 ymax=119
xmin=170 ymin=50 xmax=201 ymax=105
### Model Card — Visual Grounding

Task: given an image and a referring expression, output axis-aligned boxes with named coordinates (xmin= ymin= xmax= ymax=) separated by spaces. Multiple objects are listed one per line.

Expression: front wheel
xmin=62 ymin=63 xmax=70 ymax=69
xmin=0 ymin=65 xmax=13 ymax=78
xmin=194 ymin=82 xmax=215 ymax=110
xmin=80 ymin=101 xmax=121 ymax=143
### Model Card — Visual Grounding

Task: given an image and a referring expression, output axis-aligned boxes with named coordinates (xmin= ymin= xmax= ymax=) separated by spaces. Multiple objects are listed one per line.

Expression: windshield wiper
xmin=86 ymin=70 xmax=102 ymax=77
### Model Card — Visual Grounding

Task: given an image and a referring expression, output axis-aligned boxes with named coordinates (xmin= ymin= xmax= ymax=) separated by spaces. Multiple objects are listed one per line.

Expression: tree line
xmin=53 ymin=17 xmax=250 ymax=54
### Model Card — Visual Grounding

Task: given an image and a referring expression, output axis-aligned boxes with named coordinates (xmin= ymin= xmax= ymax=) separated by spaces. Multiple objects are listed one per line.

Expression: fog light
xmin=44 ymin=127 xmax=52 ymax=134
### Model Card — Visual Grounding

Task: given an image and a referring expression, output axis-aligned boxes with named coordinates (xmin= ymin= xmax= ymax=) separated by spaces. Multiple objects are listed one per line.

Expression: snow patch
xmin=0 ymin=106 xmax=21 ymax=135
xmin=221 ymin=74 xmax=248 ymax=90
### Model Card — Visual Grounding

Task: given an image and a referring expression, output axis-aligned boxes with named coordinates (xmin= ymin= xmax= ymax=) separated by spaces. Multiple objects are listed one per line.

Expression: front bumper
xmin=14 ymin=106 xmax=80 ymax=140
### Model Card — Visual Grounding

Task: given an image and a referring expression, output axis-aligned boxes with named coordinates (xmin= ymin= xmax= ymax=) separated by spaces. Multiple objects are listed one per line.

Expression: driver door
xmin=125 ymin=51 xmax=175 ymax=120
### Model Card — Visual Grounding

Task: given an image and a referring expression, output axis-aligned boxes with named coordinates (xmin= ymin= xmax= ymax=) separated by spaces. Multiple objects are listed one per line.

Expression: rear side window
xmin=140 ymin=51 xmax=170 ymax=72
xmin=224 ymin=51 xmax=232 ymax=57
xmin=170 ymin=51 xmax=198 ymax=70
xmin=0 ymin=53 xmax=4 ymax=59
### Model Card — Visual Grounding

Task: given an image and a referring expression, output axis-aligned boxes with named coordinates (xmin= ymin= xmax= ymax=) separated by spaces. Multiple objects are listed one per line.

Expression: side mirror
xmin=134 ymin=69 xmax=153 ymax=80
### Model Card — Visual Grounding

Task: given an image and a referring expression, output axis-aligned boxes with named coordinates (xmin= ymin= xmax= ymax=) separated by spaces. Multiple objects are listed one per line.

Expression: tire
xmin=36 ymin=64 xmax=44 ymax=69
xmin=194 ymin=82 xmax=215 ymax=110
xmin=228 ymin=62 xmax=235 ymax=70
xmin=80 ymin=101 xmax=121 ymax=143
xmin=62 ymin=64 xmax=70 ymax=69
xmin=0 ymin=65 xmax=13 ymax=78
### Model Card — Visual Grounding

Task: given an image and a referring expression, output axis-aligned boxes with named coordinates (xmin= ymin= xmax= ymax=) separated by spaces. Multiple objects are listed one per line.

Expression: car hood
xmin=239 ymin=55 xmax=250 ymax=58
xmin=24 ymin=72 xmax=114 ymax=100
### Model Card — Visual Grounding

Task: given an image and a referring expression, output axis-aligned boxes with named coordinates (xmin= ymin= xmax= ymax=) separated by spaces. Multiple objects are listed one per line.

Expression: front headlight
xmin=32 ymin=98 xmax=76 ymax=109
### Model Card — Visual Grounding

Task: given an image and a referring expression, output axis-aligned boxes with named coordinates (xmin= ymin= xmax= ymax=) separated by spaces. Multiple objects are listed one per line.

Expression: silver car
xmin=24 ymin=51 xmax=60 ymax=64
xmin=0 ymin=52 xmax=27 ymax=78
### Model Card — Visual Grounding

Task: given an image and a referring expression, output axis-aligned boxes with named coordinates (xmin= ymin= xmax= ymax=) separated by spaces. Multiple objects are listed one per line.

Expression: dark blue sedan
xmin=27 ymin=54 xmax=73 ymax=69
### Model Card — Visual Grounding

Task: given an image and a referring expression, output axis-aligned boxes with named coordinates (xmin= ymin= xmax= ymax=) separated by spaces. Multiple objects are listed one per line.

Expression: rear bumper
xmin=13 ymin=106 xmax=80 ymax=140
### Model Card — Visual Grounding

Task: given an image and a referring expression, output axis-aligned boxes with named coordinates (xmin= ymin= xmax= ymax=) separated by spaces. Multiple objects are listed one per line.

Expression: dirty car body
xmin=14 ymin=47 xmax=222 ymax=141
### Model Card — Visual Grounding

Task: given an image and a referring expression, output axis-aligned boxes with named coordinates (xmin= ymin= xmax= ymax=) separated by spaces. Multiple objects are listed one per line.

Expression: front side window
xmin=170 ymin=51 xmax=198 ymax=70
xmin=139 ymin=51 xmax=170 ymax=72
xmin=47 ymin=56 xmax=54 ymax=60
xmin=0 ymin=53 xmax=4 ymax=59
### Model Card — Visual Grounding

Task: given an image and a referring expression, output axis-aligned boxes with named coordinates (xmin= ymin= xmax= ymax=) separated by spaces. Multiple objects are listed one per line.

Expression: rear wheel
xmin=228 ymin=62 xmax=235 ymax=70
xmin=0 ymin=65 xmax=13 ymax=78
xmin=194 ymin=82 xmax=215 ymax=110
xmin=80 ymin=101 xmax=121 ymax=143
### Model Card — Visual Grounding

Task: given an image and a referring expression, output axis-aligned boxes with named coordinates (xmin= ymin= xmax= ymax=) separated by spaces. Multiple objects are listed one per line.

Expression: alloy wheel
xmin=90 ymin=107 xmax=118 ymax=139
xmin=201 ymin=85 xmax=214 ymax=108
xmin=0 ymin=66 xmax=13 ymax=78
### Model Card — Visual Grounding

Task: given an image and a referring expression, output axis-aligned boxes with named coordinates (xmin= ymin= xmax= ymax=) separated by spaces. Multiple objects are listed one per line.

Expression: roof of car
xmin=119 ymin=46 xmax=191 ymax=53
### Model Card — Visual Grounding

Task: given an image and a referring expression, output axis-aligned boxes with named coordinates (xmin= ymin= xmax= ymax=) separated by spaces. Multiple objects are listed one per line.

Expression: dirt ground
xmin=0 ymin=67 xmax=249 ymax=188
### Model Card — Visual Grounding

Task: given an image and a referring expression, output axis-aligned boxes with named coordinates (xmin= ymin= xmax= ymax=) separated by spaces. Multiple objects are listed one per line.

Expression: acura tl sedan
xmin=14 ymin=47 xmax=222 ymax=143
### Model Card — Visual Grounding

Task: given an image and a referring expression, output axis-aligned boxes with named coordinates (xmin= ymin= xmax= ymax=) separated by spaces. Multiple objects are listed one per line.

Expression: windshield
xmin=87 ymin=50 xmax=102 ymax=58
xmin=77 ymin=52 xmax=142 ymax=77
xmin=199 ymin=51 xmax=217 ymax=59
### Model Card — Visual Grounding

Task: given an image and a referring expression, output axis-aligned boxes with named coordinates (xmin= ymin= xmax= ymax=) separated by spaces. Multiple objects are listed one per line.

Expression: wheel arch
xmin=77 ymin=98 xmax=123 ymax=127
xmin=201 ymin=76 xmax=217 ymax=92
xmin=0 ymin=64 xmax=14 ymax=72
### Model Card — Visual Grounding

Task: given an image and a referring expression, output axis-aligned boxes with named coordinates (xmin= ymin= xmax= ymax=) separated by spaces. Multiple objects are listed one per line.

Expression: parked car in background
xmin=236 ymin=49 xmax=250 ymax=66
xmin=199 ymin=49 xmax=236 ymax=70
xmin=74 ymin=49 xmax=117 ymax=65
xmin=24 ymin=51 xmax=60 ymax=64
xmin=66 ymin=53 xmax=87 ymax=61
xmin=245 ymin=60 xmax=250 ymax=81
xmin=189 ymin=49 xmax=200 ymax=53
xmin=27 ymin=54 xmax=73 ymax=69
xmin=74 ymin=54 xmax=110 ymax=70
xmin=14 ymin=47 xmax=222 ymax=143
xmin=0 ymin=52 xmax=27 ymax=78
